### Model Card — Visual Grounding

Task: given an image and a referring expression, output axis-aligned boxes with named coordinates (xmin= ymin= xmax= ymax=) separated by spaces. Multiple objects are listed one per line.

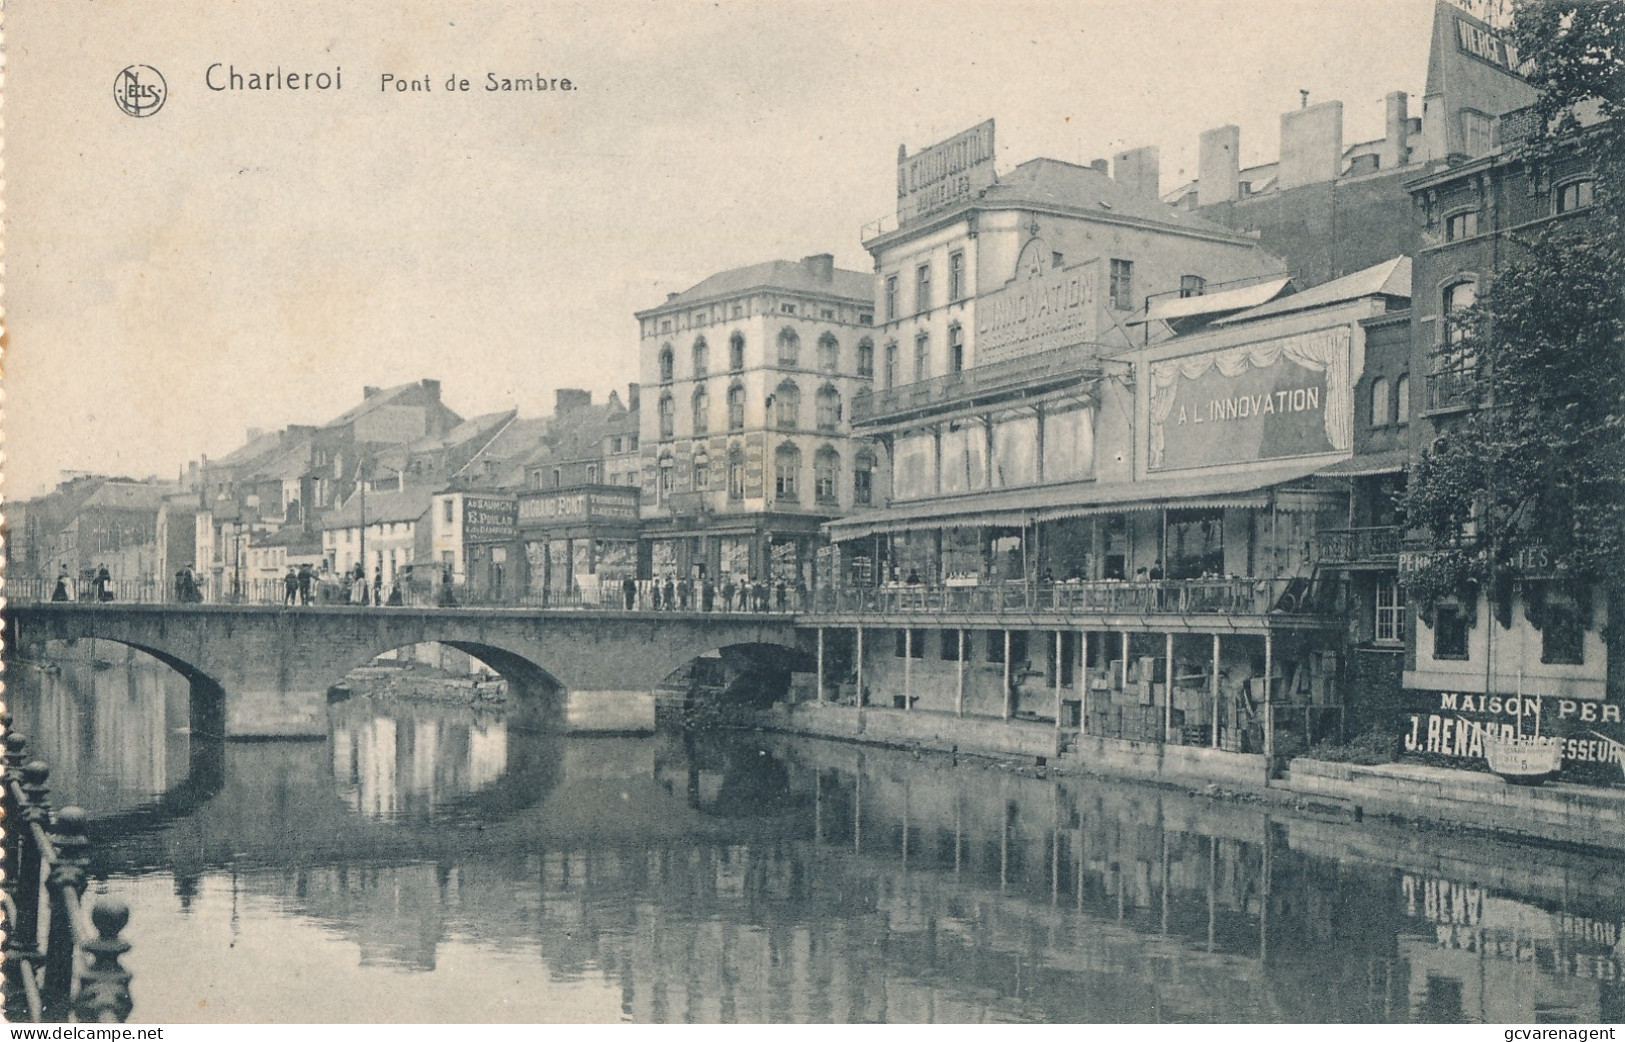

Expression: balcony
xmin=851 ymin=346 xmax=1102 ymax=428
xmin=1425 ymin=367 xmax=1483 ymax=414
xmin=1317 ymin=526 xmax=1403 ymax=566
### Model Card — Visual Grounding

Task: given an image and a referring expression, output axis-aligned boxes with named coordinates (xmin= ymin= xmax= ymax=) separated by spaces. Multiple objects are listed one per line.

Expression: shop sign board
xmin=462 ymin=495 xmax=517 ymax=541
xmin=897 ymin=119 xmax=996 ymax=223
xmin=1149 ymin=328 xmax=1351 ymax=471
xmin=1452 ymin=11 xmax=1525 ymax=76
xmin=1399 ymin=689 xmax=1625 ymax=781
xmin=975 ymin=258 xmax=1098 ymax=365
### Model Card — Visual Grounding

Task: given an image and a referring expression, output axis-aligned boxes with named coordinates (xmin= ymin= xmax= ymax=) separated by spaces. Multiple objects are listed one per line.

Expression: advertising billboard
xmin=1149 ymin=327 xmax=1353 ymax=471
xmin=896 ymin=119 xmax=997 ymax=223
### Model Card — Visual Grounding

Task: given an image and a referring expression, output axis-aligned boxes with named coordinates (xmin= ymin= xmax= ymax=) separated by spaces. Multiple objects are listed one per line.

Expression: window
xmin=692 ymin=386 xmax=709 ymax=435
xmin=853 ymin=452 xmax=874 ymax=505
xmin=774 ymin=380 xmax=800 ymax=429
xmin=586 ymin=464 xmax=598 ymax=484
xmin=815 ymin=385 xmax=841 ymax=431
xmin=986 ymin=630 xmax=1028 ymax=664
xmin=821 ymin=308 xmax=835 ymax=320
xmin=727 ymin=382 xmax=746 ymax=431
xmin=658 ymin=393 xmax=675 ymax=440
xmin=692 ymin=337 xmax=708 ymax=378
xmin=1395 ymin=374 xmax=1411 ymax=424
xmin=553 ymin=467 xmax=562 ymax=488
xmin=781 ymin=303 xmax=797 ymax=315
xmin=948 ymin=251 xmax=964 ymax=301
xmin=948 ymin=324 xmax=964 ymax=373
xmin=1557 ymin=179 xmax=1595 ymax=214
xmin=1110 ymin=259 xmax=1134 ymax=310
xmin=818 ymin=333 xmax=839 ymax=373
xmin=1370 ymin=377 xmax=1391 ymax=427
xmin=777 ymin=328 xmax=800 ymax=367
xmin=859 ymin=312 xmax=873 ymax=326
xmin=1441 ymin=280 xmax=1479 ymax=374
xmin=940 ymin=629 xmax=967 ymax=660
xmin=1445 ymin=210 xmax=1479 ymax=241
xmin=1433 ymin=604 xmax=1469 ymax=660
xmin=1461 ymin=109 xmax=1493 ymax=156
xmin=732 ymin=304 xmax=744 ymax=319
xmin=1540 ymin=595 xmax=1586 ymax=665
xmin=443 ymin=499 xmax=455 ymax=523
xmin=916 ymin=263 xmax=932 ymax=312
xmin=1179 ymin=275 xmax=1206 ymax=298
xmin=883 ymin=342 xmax=899 ymax=390
xmin=885 ymin=275 xmax=898 ymax=321
xmin=774 ymin=443 xmax=800 ymax=500
xmin=1375 ymin=579 xmax=1405 ymax=643
xmin=857 ymin=338 xmax=874 ymax=378
xmin=660 ymin=319 xmax=671 ymax=334
xmin=658 ymin=345 xmax=674 ymax=384
xmin=729 ymin=332 xmax=745 ymax=372
xmin=727 ymin=445 xmax=746 ymax=500
xmin=894 ymin=629 xmax=926 ymax=658
xmin=814 ymin=447 xmax=839 ymax=505
xmin=658 ymin=459 xmax=674 ymax=498
xmin=914 ymin=333 xmax=930 ymax=382
xmin=611 ymin=436 xmax=623 ymax=453
xmin=693 ymin=457 xmax=709 ymax=491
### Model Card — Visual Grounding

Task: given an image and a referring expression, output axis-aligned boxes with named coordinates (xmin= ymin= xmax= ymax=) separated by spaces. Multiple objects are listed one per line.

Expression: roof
xmin=80 ymin=481 xmax=176 ymax=513
xmin=1147 ymin=277 xmax=1293 ymax=325
xmin=1215 ymin=257 xmax=1411 ymax=325
xmin=321 ymin=486 xmax=436 ymax=530
xmin=979 ymin=158 xmax=1242 ymax=237
xmin=646 ymin=258 xmax=874 ymax=314
xmin=213 ymin=428 xmax=290 ymax=470
xmin=826 ymin=459 xmax=1336 ymax=539
xmin=409 ymin=409 xmax=514 ymax=454
xmin=1316 ymin=448 xmax=1410 ymax=477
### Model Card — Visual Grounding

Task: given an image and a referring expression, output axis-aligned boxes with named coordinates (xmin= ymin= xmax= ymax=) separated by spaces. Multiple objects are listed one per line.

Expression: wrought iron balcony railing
xmin=1425 ymin=367 xmax=1483 ymax=413
xmin=851 ymin=346 xmax=1102 ymax=427
xmin=1316 ymin=526 xmax=1403 ymax=565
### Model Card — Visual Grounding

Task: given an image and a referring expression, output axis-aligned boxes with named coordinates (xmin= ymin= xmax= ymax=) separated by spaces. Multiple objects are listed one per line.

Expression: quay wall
xmin=763 ymin=702 xmax=1625 ymax=851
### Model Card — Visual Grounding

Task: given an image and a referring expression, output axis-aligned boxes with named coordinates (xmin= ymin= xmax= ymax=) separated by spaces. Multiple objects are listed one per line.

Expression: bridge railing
xmin=1 ymin=724 xmax=134 ymax=1023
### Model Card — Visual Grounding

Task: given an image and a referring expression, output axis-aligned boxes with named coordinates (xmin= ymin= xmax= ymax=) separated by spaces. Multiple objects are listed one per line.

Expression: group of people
xmin=619 ymin=574 xmax=807 ymax=613
xmin=330 ymin=562 xmax=405 ymax=607
xmin=53 ymin=565 xmax=115 ymax=602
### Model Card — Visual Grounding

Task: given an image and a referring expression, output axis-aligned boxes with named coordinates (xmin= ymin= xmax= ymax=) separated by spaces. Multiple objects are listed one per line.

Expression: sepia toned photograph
xmin=2 ymin=0 xmax=1621 ymax=1027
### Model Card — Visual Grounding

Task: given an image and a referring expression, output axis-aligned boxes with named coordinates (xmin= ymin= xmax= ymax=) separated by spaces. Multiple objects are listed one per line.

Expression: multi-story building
xmin=1400 ymin=109 xmax=1614 ymax=759
xmin=634 ymin=254 xmax=876 ymax=587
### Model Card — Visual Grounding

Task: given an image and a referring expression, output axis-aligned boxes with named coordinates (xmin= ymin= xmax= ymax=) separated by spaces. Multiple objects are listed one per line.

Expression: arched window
xmin=693 ymin=453 xmax=710 ymax=491
xmin=1395 ymin=374 xmax=1411 ymax=424
xmin=883 ymin=342 xmax=899 ymax=389
xmin=1443 ymin=280 xmax=1477 ymax=349
xmin=692 ymin=337 xmax=708 ymax=379
xmin=658 ymin=345 xmax=674 ymax=384
xmin=816 ymin=384 xmax=841 ymax=431
xmin=727 ymin=382 xmax=746 ymax=431
xmin=948 ymin=324 xmax=964 ymax=373
xmin=818 ymin=333 xmax=839 ymax=373
xmin=774 ymin=443 xmax=801 ymax=501
xmin=857 ymin=338 xmax=874 ymax=379
xmin=777 ymin=327 xmax=800 ymax=367
xmin=1370 ymin=377 xmax=1391 ymax=427
xmin=853 ymin=450 xmax=876 ymax=506
xmin=658 ymin=393 xmax=675 ymax=440
xmin=814 ymin=447 xmax=840 ymax=505
xmin=729 ymin=332 xmax=745 ymax=372
xmin=775 ymin=380 xmax=801 ymax=429
xmin=727 ymin=443 xmax=746 ymax=501
xmin=692 ymin=386 xmax=709 ymax=435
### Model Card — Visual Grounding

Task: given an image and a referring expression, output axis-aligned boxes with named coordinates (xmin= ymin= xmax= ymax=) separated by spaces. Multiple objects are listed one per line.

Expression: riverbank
xmin=757 ymin=701 xmax=1625 ymax=852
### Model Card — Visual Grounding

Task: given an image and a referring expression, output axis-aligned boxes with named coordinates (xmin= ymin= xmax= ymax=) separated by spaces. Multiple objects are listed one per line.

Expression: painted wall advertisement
xmin=1399 ymin=689 xmax=1625 ymax=781
xmin=1149 ymin=327 xmax=1352 ymax=471
xmin=975 ymin=256 xmax=1098 ymax=366
xmin=462 ymin=495 xmax=517 ymax=541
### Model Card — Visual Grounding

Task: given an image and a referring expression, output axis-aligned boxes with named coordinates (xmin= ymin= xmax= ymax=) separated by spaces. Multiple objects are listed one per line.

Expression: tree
xmin=1400 ymin=0 xmax=1625 ymax=623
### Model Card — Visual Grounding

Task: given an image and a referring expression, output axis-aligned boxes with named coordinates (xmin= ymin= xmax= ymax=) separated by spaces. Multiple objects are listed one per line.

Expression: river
xmin=8 ymin=645 xmax=1625 ymax=1024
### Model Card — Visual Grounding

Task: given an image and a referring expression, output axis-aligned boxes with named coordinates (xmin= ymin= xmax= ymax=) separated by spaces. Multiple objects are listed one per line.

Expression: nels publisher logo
xmin=114 ymin=65 xmax=167 ymax=117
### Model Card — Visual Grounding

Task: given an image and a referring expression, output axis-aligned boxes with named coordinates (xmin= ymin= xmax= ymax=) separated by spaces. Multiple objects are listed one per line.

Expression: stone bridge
xmin=5 ymin=604 xmax=805 ymax=737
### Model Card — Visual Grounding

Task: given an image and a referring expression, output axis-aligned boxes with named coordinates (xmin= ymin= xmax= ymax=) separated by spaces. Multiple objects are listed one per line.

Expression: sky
xmin=3 ymin=0 xmax=1443 ymax=499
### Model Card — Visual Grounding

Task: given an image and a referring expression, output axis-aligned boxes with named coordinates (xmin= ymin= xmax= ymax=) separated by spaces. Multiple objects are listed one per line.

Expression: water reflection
xmin=6 ymin=647 xmax=1625 ymax=1023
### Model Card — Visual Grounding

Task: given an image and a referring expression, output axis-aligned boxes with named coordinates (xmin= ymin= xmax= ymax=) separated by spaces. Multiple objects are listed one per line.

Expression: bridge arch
xmin=325 ymin=638 xmax=569 ymax=732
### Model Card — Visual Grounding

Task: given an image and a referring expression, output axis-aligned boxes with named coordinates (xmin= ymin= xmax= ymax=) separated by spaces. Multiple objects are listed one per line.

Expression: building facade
xmin=635 ymin=254 xmax=877 ymax=588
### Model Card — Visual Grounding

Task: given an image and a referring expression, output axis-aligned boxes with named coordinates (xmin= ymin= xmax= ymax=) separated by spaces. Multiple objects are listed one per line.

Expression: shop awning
xmin=825 ymin=458 xmax=1337 ymax=540
xmin=1315 ymin=448 xmax=1409 ymax=477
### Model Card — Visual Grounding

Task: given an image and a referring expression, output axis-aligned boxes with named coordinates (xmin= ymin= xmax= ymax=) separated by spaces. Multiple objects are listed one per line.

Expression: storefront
xmin=517 ymin=485 xmax=641 ymax=602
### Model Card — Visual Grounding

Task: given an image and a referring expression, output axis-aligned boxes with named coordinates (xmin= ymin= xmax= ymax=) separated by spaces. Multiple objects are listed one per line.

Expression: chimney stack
xmin=802 ymin=253 xmax=835 ymax=281
xmin=626 ymin=382 xmax=641 ymax=411
xmin=1383 ymin=91 xmax=1410 ymax=170
xmin=1278 ymin=100 xmax=1343 ymax=190
xmin=1111 ymin=146 xmax=1161 ymax=199
xmin=555 ymin=388 xmax=592 ymax=414
xmin=1198 ymin=125 xmax=1241 ymax=205
xmin=1090 ymin=158 xmax=1109 ymax=174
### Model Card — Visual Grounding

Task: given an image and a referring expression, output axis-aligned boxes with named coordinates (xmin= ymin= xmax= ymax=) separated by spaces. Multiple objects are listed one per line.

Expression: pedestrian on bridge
xmin=297 ymin=563 xmax=314 ymax=605
xmin=283 ymin=567 xmax=299 ymax=606
xmin=738 ymin=580 xmax=751 ymax=612
xmin=52 ymin=569 xmax=72 ymax=602
xmin=720 ymin=576 xmax=735 ymax=613
xmin=663 ymin=576 xmax=676 ymax=612
xmin=701 ymin=577 xmax=715 ymax=612
xmin=775 ymin=578 xmax=787 ymax=613
xmin=677 ymin=576 xmax=691 ymax=611
xmin=622 ymin=575 xmax=637 ymax=611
